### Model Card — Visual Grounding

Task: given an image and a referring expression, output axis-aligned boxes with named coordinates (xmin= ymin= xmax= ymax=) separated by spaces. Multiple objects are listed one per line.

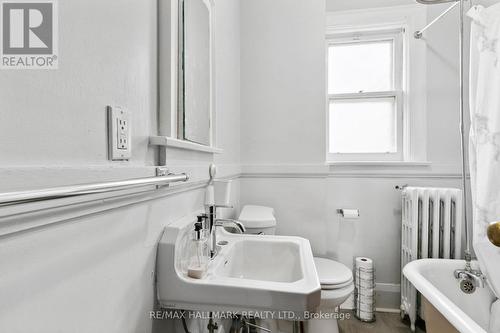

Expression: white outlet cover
xmin=107 ymin=106 xmax=131 ymax=160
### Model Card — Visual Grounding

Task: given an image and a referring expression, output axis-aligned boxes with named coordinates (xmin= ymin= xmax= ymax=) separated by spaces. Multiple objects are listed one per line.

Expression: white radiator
xmin=400 ymin=187 xmax=462 ymax=331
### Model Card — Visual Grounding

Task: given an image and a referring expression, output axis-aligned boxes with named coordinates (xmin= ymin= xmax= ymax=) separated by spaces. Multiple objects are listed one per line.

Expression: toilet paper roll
xmin=357 ymin=288 xmax=375 ymax=297
xmin=354 ymin=256 xmax=375 ymax=319
xmin=358 ymin=300 xmax=375 ymax=308
xmin=357 ymin=294 xmax=375 ymax=304
xmin=358 ymin=310 xmax=375 ymax=321
xmin=356 ymin=279 xmax=375 ymax=289
xmin=358 ymin=284 xmax=374 ymax=290
xmin=356 ymin=309 xmax=373 ymax=316
xmin=359 ymin=310 xmax=374 ymax=316
xmin=356 ymin=271 xmax=374 ymax=279
xmin=358 ymin=302 xmax=375 ymax=312
xmin=357 ymin=308 xmax=374 ymax=316
xmin=357 ymin=294 xmax=375 ymax=303
xmin=355 ymin=257 xmax=374 ymax=270
xmin=356 ymin=277 xmax=375 ymax=286
xmin=340 ymin=209 xmax=359 ymax=219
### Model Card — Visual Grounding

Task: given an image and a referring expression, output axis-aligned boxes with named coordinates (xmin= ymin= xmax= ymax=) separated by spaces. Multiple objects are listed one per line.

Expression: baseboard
xmin=341 ymin=283 xmax=401 ymax=312
xmin=375 ymin=307 xmax=401 ymax=313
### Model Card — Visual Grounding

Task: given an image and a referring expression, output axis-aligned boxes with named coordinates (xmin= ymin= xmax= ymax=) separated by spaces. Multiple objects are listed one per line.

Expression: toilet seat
xmin=313 ymin=257 xmax=353 ymax=290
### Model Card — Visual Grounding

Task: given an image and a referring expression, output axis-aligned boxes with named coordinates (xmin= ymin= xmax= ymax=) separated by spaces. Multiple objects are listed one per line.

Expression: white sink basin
xmin=214 ymin=239 xmax=303 ymax=283
xmin=157 ymin=212 xmax=321 ymax=317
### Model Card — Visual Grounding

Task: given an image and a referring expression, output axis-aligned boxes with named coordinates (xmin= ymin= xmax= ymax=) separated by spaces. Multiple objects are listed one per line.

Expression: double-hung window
xmin=327 ymin=29 xmax=404 ymax=162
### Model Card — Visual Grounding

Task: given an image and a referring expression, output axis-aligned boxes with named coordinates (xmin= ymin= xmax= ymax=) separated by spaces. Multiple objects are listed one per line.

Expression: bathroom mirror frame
xmin=156 ymin=0 xmax=220 ymax=153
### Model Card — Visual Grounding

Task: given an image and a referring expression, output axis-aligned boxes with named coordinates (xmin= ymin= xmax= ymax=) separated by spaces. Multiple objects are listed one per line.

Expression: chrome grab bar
xmin=0 ymin=171 xmax=189 ymax=206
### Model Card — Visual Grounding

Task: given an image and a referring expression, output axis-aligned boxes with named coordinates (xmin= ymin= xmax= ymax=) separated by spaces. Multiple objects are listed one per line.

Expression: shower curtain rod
xmin=414 ymin=1 xmax=459 ymax=39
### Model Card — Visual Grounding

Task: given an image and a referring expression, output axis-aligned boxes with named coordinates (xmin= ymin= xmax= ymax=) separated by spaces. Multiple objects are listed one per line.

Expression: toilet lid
xmin=314 ymin=257 xmax=353 ymax=287
xmin=238 ymin=205 xmax=277 ymax=228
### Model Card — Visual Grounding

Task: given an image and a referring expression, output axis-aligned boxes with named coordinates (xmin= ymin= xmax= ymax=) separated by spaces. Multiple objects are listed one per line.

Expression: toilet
xmin=238 ymin=205 xmax=276 ymax=235
xmin=238 ymin=205 xmax=354 ymax=333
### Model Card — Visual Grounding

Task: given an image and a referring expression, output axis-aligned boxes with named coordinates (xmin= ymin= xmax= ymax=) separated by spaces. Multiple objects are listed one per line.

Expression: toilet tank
xmin=238 ymin=205 xmax=277 ymax=235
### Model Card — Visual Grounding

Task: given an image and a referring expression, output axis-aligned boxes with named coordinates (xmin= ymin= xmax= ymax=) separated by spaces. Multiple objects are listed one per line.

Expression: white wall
xmin=0 ymin=0 xmax=240 ymax=332
xmin=0 ymin=0 xmax=157 ymax=167
xmin=240 ymin=0 xmax=326 ymax=165
xmin=239 ymin=0 xmax=480 ymax=309
xmin=1 ymin=0 xmax=495 ymax=330
xmin=0 ymin=188 xmax=205 ymax=333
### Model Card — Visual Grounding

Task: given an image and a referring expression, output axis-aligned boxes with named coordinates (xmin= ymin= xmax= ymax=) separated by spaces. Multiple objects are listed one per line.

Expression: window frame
xmin=326 ymin=29 xmax=405 ymax=162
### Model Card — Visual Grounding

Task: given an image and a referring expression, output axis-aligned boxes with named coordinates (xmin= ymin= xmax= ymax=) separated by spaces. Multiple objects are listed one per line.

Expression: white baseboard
xmin=375 ymin=307 xmax=401 ymax=313
xmin=376 ymin=283 xmax=400 ymax=293
xmin=340 ymin=283 xmax=401 ymax=312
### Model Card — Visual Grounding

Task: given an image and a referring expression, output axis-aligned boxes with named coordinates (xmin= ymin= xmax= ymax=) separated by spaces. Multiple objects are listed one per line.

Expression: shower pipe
xmin=414 ymin=0 xmax=473 ymax=270
xmin=457 ymin=0 xmax=472 ymax=270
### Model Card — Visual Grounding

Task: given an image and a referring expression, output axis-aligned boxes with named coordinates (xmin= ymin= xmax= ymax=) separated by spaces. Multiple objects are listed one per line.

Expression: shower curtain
xmin=467 ymin=2 xmax=500 ymax=309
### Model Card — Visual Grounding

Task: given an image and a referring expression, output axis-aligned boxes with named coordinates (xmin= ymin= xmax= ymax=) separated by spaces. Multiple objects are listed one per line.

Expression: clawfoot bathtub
xmin=403 ymin=259 xmax=496 ymax=333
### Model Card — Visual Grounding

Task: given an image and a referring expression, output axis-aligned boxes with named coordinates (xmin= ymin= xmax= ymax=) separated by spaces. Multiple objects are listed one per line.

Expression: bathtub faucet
xmin=454 ymin=268 xmax=486 ymax=293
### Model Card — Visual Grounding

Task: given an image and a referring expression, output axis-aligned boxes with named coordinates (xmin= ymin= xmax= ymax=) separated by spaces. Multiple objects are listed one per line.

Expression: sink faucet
xmin=204 ymin=203 xmax=244 ymax=258
xmin=215 ymin=218 xmax=246 ymax=232
xmin=211 ymin=219 xmax=245 ymax=258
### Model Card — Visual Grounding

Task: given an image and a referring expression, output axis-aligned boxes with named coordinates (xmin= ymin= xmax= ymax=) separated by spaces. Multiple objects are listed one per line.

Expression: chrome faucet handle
xmin=214 ymin=219 xmax=246 ymax=233
xmin=197 ymin=213 xmax=208 ymax=220
xmin=454 ymin=268 xmax=486 ymax=289
xmin=196 ymin=213 xmax=209 ymax=230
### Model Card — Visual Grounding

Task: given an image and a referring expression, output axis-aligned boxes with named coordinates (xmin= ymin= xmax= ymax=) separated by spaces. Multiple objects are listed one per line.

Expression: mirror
xmin=177 ymin=0 xmax=213 ymax=146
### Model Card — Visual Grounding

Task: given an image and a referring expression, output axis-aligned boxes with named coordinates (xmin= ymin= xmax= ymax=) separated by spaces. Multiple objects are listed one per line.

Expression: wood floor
xmin=338 ymin=311 xmax=426 ymax=333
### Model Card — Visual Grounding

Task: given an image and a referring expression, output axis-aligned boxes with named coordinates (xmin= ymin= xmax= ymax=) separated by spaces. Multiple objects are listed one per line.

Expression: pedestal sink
xmin=156 ymin=212 xmax=321 ymax=318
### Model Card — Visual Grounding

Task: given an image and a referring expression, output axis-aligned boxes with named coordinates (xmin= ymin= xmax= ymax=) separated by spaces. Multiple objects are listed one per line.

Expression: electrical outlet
xmin=117 ymin=118 xmax=128 ymax=150
xmin=107 ymin=106 xmax=131 ymax=160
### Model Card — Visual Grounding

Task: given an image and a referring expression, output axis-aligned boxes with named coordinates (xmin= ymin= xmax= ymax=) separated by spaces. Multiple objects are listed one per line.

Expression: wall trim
xmin=376 ymin=283 xmax=400 ymax=293
xmin=0 ymin=161 xmax=467 ymax=237
xmin=240 ymin=163 xmax=468 ymax=178
xmin=342 ymin=283 xmax=401 ymax=312
xmin=0 ymin=179 xmax=209 ymax=238
xmin=0 ymin=165 xmax=239 ymax=238
xmin=376 ymin=307 xmax=401 ymax=313
xmin=241 ymin=173 xmax=468 ymax=179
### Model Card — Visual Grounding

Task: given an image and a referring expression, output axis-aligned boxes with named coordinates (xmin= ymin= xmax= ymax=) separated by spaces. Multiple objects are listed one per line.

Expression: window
xmin=327 ymin=30 xmax=404 ymax=162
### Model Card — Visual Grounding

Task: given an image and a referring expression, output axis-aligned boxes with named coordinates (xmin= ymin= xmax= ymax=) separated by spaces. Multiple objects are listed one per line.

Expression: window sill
xmin=326 ymin=161 xmax=431 ymax=167
xmin=149 ymin=136 xmax=223 ymax=154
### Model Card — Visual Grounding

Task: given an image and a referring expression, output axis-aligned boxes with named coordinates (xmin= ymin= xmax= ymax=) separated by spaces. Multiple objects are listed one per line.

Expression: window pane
xmin=329 ymin=98 xmax=397 ymax=153
xmin=328 ymin=40 xmax=394 ymax=94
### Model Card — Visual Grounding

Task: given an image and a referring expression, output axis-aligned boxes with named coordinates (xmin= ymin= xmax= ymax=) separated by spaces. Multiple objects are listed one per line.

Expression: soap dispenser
xmin=186 ymin=219 xmax=209 ymax=279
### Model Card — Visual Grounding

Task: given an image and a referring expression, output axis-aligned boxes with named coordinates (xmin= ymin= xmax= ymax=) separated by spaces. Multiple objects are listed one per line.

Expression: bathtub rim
xmin=403 ymin=258 xmax=491 ymax=333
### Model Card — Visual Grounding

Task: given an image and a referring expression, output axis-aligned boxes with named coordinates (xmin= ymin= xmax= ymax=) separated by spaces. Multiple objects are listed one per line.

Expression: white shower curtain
xmin=467 ymin=3 xmax=500 ymax=304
